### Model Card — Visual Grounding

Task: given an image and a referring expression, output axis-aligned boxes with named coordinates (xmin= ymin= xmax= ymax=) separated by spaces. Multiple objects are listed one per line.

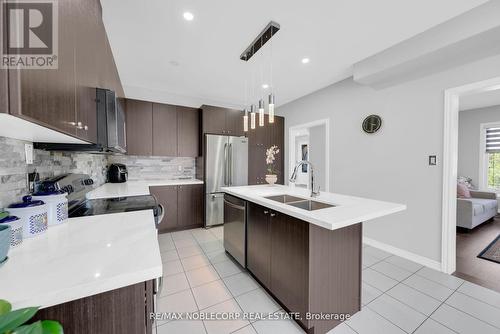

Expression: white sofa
xmin=457 ymin=190 xmax=498 ymax=229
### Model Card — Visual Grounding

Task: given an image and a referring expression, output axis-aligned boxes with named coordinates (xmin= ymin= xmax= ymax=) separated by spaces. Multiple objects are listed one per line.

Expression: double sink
xmin=265 ymin=194 xmax=335 ymax=211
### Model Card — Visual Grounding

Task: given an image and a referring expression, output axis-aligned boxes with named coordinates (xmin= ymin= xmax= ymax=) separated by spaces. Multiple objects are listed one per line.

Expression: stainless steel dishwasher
xmin=223 ymin=194 xmax=246 ymax=267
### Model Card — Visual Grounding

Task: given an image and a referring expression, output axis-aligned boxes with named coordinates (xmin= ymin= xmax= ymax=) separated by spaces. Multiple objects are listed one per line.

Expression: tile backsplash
xmin=0 ymin=136 xmax=196 ymax=209
xmin=0 ymin=137 xmax=108 ymax=209
xmin=108 ymin=155 xmax=195 ymax=181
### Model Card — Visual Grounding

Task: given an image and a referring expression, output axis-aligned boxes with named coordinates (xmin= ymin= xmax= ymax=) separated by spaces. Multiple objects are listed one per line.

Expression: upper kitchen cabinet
xmin=74 ymin=0 xmax=101 ymax=143
xmin=248 ymin=115 xmax=285 ymax=185
xmin=5 ymin=0 xmax=123 ymax=143
xmin=201 ymin=105 xmax=245 ymax=136
xmin=8 ymin=0 xmax=77 ymax=136
xmin=125 ymin=100 xmax=200 ymax=157
xmin=0 ymin=70 xmax=7 ymax=113
xmin=125 ymin=99 xmax=153 ymax=156
xmin=177 ymin=106 xmax=200 ymax=157
xmin=152 ymin=103 xmax=177 ymax=156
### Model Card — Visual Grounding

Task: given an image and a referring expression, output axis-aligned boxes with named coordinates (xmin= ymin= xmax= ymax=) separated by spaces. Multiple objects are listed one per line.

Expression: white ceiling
xmin=460 ymin=89 xmax=500 ymax=111
xmin=100 ymin=0 xmax=488 ymax=108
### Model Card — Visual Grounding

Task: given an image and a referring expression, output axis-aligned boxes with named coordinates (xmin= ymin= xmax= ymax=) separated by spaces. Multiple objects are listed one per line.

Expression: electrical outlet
xmin=429 ymin=155 xmax=437 ymax=166
xmin=25 ymin=143 xmax=34 ymax=164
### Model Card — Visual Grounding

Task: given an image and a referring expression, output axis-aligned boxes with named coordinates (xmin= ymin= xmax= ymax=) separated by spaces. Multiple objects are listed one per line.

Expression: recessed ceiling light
xmin=262 ymin=84 xmax=269 ymax=89
xmin=183 ymin=12 xmax=194 ymax=21
xmin=301 ymin=58 xmax=310 ymax=64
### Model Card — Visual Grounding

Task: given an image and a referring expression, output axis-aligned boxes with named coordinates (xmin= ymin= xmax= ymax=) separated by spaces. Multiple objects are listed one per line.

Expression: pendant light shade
xmin=268 ymin=94 xmax=275 ymax=123
xmin=258 ymin=99 xmax=265 ymax=127
xmin=243 ymin=109 xmax=249 ymax=132
xmin=250 ymin=105 xmax=256 ymax=130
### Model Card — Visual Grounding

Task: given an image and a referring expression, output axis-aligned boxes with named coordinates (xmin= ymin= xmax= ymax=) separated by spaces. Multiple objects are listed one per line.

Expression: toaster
xmin=107 ymin=164 xmax=128 ymax=183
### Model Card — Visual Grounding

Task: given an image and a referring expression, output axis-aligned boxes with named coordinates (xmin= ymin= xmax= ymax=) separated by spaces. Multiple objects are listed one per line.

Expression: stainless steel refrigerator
xmin=205 ymin=134 xmax=248 ymax=227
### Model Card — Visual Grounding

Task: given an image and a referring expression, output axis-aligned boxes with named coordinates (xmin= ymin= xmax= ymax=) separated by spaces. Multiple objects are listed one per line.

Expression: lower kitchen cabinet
xmin=178 ymin=184 xmax=204 ymax=228
xmin=150 ymin=184 xmax=203 ymax=233
xmin=246 ymin=202 xmax=271 ymax=287
xmin=32 ymin=281 xmax=154 ymax=334
xmin=150 ymin=185 xmax=178 ymax=233
xmin=270 ymin=211 xmax=309 ymax=328
xmin=245 ymin=201 xmax=362 ymax=334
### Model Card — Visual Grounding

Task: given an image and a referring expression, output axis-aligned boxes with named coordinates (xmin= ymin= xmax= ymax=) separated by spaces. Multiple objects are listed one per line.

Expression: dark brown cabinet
xmin=246 ymin=202 xmax=272 ymax=287
xmin=178 ymin=184 xmax=204 ymax=228
xmin=125 ymin=100 xmax=200 ymax=158
xmin=270 ymin=212 xmax=309 ymax=328
xmin=125 ymin=99 xmax=153 ymax=156
xmin=6 ymin=0 xmax=123 ymax=143
xmin=74 ymin=0 xmax=100 ymax=142
xmin=150 ymin=184 xmax=203 ymax=233
xmin=32 ymin=281 xmax=153 ymax=334
xmin=8 ymin=0 xmax=77 ymax=136
xmin=248 ymin=115 xmax=285 ymax=185
xmin=201 ymin=105 xmax=245 ymax=136
xmin=150 ymin=185 xmax=178 ymax=233
xmin=153 ymin=103 xmax=177 ymax=156
xmin=0 ymin=69 xmax=7 ymax=113
xmin=177 ymin=107 xmax=200 ymax=157
xmin=246 ymin=200 xmax=362 ymax=334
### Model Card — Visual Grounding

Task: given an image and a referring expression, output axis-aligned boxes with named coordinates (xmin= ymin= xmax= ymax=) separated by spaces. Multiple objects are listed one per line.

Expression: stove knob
xmin=83 ymin=179 xmax=94 ymax=185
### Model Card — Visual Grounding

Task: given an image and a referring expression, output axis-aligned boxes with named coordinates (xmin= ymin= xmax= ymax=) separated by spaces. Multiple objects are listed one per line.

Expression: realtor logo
xmin=1 ymin=0 xmax=58 ymax=69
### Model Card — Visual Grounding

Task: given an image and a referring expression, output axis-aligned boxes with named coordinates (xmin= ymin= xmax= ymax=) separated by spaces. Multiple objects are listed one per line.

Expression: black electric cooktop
xmin=69 ymin=195 xmax=160 ymax=218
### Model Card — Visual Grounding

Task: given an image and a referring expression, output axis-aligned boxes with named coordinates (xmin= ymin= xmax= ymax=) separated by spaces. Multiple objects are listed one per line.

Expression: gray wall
xmin=277 ymin=54 xmax=500 ymax=263
xmin=308 ymin=125 xmax=326 ymax=191
xmin=458 ymin=105 xmax=500 ymax=188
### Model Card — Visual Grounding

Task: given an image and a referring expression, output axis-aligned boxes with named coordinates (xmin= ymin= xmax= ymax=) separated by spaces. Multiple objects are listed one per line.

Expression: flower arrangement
xmin=266 ymin=145 xmax=280 ymax=175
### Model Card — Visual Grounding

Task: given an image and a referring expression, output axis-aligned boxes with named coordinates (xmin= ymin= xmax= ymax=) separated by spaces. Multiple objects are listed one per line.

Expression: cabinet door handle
xmin=263 ymin=210 xmax=269 ymax=215
xmin=270 ymin=213 xmax=276 ymax=217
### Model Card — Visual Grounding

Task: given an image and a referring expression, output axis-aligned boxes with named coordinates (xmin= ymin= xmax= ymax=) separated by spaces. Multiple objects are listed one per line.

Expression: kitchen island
xmin=222 ymin=185 xmax=406 ymax=334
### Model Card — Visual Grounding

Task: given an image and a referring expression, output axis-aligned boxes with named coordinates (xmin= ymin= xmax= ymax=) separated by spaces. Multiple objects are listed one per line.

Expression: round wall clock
xmin=362 ymin=115 xmax=382 ymax=134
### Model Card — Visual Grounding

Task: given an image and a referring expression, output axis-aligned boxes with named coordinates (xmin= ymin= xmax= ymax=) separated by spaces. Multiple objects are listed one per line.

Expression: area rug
xmin=478 ymin=234 xmax=500 ymax=264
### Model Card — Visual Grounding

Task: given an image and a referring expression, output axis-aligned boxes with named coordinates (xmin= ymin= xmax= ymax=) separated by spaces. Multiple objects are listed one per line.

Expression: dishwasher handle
xmin=223 ymin=198 xmax=246 ymax=211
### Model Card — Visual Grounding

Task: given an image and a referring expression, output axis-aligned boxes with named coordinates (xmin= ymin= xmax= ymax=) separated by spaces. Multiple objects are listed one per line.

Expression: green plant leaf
xmin=0 ymin=307 xmax=39 ymax=333
xmin=41 ymin=320 xmax=63 ymax=334
xmin=0 ymin=300 xmax=12 ymax=316
xmin=11 ymin=321 xmax=43 ymax=334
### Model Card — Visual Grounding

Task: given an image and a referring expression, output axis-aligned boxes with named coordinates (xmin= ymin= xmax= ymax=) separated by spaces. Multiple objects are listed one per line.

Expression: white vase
xmin=265 ymin=174 xmax=277 ymax=185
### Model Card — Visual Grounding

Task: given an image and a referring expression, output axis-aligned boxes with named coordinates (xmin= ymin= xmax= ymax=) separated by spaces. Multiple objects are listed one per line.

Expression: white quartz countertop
xmin=0 ymin=210 xmax=162 ymax=309
xmin=87 ymin=179 xmax=204 ymax=199
xmin=222 ymin=185 xmax=406 ymax=230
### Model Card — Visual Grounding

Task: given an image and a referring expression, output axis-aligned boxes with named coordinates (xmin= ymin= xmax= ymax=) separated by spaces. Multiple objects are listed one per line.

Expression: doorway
xmin=288 ymin=119 xmax=330 ymax=191
xmin=442 ymin=77 xmax=500 ymax=283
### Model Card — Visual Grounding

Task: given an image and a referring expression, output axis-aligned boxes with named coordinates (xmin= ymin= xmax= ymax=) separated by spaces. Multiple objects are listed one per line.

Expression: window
xmin=481 ymin=125 xmax=500 ymax=191
xmin=487 ymin=152 xmax=500 ymax=189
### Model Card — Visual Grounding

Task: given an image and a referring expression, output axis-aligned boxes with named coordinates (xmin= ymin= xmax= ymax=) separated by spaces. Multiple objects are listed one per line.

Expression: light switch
xmin=429 ymin=155 xmax=437 ymax=166
xmin=25 ymin=143 xmax=34 ymax=164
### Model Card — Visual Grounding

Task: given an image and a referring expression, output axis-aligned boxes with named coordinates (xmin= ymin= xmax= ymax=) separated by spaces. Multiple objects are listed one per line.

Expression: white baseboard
xmin=363 ymin=237 xmax=442 ymax=272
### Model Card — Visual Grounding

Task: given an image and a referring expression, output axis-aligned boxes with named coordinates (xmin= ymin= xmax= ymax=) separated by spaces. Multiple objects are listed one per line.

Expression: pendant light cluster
xmin=241 ymin=21 xmax=279 ymax=132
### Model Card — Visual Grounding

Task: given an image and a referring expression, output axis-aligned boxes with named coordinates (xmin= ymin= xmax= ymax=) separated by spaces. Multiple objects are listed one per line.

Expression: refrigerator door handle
xmin=224 ymin=143 xmax=228 ymax=185
xmin=229 ymin=143 xmax=233 ymax=186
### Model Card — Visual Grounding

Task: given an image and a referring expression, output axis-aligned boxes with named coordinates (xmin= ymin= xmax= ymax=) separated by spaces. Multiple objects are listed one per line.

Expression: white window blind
xmin=486 ymin=127 xmax=500 ymax=153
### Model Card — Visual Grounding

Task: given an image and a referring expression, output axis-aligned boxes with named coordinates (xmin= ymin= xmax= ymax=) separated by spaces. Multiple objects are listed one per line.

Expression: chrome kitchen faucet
xmin=289 ymin=160 xmax=320 ymax=198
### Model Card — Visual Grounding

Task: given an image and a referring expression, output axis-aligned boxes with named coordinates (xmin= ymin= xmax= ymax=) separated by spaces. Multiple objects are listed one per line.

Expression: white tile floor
xmin=156 ymin=227 xmax=500 ymax=334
